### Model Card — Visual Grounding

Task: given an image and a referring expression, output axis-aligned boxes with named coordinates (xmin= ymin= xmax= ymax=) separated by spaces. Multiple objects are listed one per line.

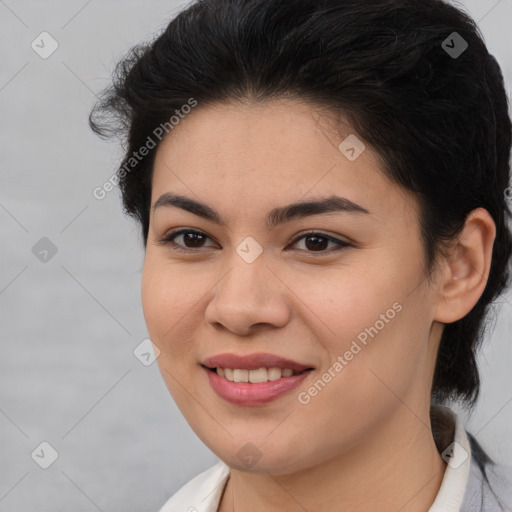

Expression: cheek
xmin=312 ymin=298 xmax=429 ymax=428
xmin=141 ymin=255 xmax=199 ymax=356
xmin=141 ymin=259 xmax=168 ymax=339
xmin=299 ymin=266 xmax=424 ymax=401
xmin=292 ymin=264 xmax=397 ymax=346
xmin=141 ymin=257 xmax=204 ymax=407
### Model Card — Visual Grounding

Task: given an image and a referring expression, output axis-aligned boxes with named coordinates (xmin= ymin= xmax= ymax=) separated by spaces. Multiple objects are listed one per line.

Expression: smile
xmin=213 ymin=366 xmax=303 ymax=383
xmin=202 ymin=365 xmax=313 ymax=406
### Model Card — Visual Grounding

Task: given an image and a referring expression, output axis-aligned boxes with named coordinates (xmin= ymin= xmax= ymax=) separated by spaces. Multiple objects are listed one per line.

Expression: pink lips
xmin=202 ymin=352 xmax=313 ymax=372
xmin=201 ymin=352 xmax=314 ymax=406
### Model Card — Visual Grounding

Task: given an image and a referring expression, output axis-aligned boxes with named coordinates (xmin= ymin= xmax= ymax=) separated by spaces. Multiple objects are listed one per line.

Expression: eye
xmin=158 ymin=228 xmax=217 ymax=252
xmin=288 ymin=231 xmax=352 ymax=254
xmin=158 ymin=228 xmax=352 ymax=255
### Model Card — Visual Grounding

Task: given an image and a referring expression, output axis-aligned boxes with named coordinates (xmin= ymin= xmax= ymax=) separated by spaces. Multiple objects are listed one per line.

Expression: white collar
xmin=159 ymin=406 xmax=471 ymax=512
xmin=427 ymin=405 xmax=472 ymax=511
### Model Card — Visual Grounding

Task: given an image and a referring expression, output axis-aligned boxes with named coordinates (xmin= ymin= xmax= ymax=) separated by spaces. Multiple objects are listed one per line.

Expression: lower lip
xmin=203 ymin=366 xmax=313 ymax=406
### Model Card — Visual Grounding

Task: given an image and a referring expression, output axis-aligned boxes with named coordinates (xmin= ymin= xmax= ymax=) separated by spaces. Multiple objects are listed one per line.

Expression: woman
xmin=90 ymin=0 xmax=512 ymax=510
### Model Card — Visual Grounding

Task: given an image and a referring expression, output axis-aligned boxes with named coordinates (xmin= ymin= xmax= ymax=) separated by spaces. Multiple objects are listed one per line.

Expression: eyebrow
xmin=152 ymin=193 xmax=370 ymax=229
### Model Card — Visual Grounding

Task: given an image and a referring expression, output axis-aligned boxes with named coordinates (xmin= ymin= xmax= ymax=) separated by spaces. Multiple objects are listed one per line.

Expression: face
xmin=142 ymin=99 xmax=443 ymax=475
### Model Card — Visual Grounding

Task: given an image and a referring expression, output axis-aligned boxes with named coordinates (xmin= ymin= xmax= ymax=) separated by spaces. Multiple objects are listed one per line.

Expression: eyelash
xmin=157 ymin=228 xmax=352 ymax=256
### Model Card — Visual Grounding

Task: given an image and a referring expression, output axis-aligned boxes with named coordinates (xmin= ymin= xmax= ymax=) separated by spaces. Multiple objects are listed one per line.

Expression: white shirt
xmin=159 ymin=407 xmax=504 ymax=511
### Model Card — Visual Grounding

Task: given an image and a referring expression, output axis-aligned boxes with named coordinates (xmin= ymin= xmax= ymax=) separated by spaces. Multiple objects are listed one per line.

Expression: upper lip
xmin=201 ymin=353 xmax=314 ymax=372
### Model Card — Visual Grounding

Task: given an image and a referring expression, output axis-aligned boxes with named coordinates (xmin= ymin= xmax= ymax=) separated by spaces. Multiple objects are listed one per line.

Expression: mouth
xmin=200 ymin=353 xmax=315 ymax=406
xmin=202 ymin=365 xmax=312 ymax=383
xmin=202 ymin=365 xmax=314 ymax=406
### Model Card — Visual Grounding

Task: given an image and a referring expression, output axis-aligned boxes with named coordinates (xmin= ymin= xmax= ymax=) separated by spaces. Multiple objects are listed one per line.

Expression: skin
xmin=141 ymin=99 xmax=496 ymax=511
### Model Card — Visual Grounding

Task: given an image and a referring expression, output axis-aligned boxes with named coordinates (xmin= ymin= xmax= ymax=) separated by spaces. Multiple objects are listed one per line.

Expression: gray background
xmin=0 ymin=0 xmax=511 ymax=510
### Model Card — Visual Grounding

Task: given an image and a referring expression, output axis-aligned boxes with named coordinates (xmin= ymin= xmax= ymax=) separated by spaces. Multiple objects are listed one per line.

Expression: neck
xmin=218 ymin=406 xmax=447 ymax=512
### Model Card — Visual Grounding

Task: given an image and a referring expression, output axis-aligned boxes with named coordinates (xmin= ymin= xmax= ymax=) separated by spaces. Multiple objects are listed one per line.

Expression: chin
xmin=207 ymin=437 xmax=316 ymax=475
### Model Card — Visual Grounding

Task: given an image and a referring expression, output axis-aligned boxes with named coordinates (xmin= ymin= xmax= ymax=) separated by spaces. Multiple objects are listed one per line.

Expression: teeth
xmin=215 ymin=367 xmax=298 ymax=382
xmin=233 ymin=369 xmax=249 ymax=383
xmin=248 ymin=368 xmax=268 ymax=383
xmin=267 ymin=367 xmax=282 ymax=381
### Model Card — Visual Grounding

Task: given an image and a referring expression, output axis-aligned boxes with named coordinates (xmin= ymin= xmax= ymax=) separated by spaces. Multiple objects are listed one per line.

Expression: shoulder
xmin=158 ymin=460 xmax=231 ymax=512
xmin=429 ymin=405 xmax=511 ymax=512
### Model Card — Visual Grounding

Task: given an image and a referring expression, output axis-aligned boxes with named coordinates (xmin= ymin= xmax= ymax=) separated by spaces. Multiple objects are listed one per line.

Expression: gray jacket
xmin=461 ymin=457 xmax=511 ymax=511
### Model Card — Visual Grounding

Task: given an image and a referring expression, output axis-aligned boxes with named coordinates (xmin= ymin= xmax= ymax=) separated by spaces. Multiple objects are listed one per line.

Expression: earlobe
xmin=433 ymin=208 xmax=496 ymax=324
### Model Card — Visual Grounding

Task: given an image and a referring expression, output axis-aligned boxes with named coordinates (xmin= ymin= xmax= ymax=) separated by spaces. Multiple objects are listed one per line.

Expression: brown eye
xmin=158 ymin=228 xmax=351 ymax=255
xmin=179 ymin=231 xmax=208 ymax=248
xmin=158 ymin=229 xmax=216 ymax=251
xmin=288 ymin=232 xmax=351 ymax=255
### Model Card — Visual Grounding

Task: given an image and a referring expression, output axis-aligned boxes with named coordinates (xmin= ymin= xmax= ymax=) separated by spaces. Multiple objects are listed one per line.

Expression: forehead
xmin=150 ymin=99 xmax=414 ymax=223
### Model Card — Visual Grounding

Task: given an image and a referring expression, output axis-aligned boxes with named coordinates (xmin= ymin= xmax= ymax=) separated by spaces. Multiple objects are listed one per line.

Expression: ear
xmin=433 ymin=208 xmax=496 ymax=324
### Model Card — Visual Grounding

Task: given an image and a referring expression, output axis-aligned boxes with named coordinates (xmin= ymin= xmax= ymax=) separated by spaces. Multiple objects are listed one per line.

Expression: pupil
xmin=185 ymin=232 xmax=204 ymax=247
xmin=305 ymin=235 xmax=328 ymax=251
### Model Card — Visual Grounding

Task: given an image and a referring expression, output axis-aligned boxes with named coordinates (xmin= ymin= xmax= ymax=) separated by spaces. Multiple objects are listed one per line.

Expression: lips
xmin=201 ymin=352 xmax=314 ymax=373
xmin=201 ymin=352 xmax=315 ymax=406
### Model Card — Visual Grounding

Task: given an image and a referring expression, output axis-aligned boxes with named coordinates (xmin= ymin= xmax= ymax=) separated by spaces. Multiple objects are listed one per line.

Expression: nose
xmin=204 ymin=255 xmax=291 ymax=336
